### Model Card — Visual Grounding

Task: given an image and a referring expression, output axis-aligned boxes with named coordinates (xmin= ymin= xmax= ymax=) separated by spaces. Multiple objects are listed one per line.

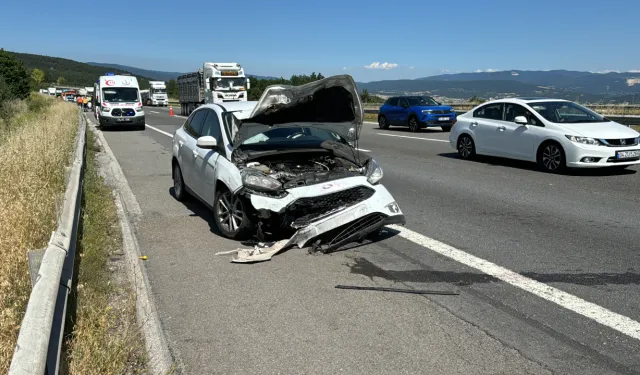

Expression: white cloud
xmin=440 ymin=69 xmax=450 ymax=73
xmin=628 ymin=69 xmax=640 ymax=73
xmin=475 ymin=69 xmax=483 ymax=73
xmin=342 ymin=67 xmax=348 ymax=70
xmin=591 ymin=69 xmax=620 ymax=74
xmin=475 ymin=69 xmax=498 ymax=73
xmin=408 ymin=66 xmax=415 ymax=70
xmin=364 ymin=62 xmax=398 ymax=70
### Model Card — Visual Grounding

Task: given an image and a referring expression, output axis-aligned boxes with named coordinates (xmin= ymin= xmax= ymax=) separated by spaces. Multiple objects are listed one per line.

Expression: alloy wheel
xmin=379 ymin=116 xmax=387 ymax=129
xmin=409 ymin=118 xmax=419 ymax=132
xmin=542 ymin=144 xmax=562 ymax=171
xmin=458 ymin=136 xmax=474 ymax=158
xmin=216 ymin=192 xmax=245 ymax=233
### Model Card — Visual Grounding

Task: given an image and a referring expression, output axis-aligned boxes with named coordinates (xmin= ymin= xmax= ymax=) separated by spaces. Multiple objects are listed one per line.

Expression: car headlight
xmin=366 ymin=158 xmax=384 ymax=185
xmin=242 ymin=171 xmax=282 ymax=191
xmin=564 ymin=135 xmax=602 ymax=146
xmin=422 ymin=110 xmax=433 ymax=114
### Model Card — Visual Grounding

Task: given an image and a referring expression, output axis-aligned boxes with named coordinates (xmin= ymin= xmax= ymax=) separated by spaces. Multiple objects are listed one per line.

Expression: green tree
xmin=166 ymin=79 xmax=178 ymax=98
xmin=56 ymin=76 xmax=66 ymax=85
xmin=31 ymin=68 xmax=45 ymax=85
xmin=0 ymin=50 xmax=30 ymax=100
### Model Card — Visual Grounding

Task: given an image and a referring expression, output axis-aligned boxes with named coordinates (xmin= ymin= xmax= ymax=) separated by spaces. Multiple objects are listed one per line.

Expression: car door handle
xmin=498 ymin=126 xmax=506 ymax=131
xmin=178 ymin=140 xmax=184 ymax=147
xmin=470 ymin=122 xmax=478 ymax=127
xmin=192 ymin=150 xmax=199 ymax=158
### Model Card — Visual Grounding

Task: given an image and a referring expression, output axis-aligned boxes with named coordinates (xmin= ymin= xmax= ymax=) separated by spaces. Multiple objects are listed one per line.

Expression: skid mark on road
xmin=376 ymin=133 xmax=449 ymax=143
xmin=389 ymin=224 xmax=640 ymax=341
xmin=146 ymin=124 xmax=174 ymax=138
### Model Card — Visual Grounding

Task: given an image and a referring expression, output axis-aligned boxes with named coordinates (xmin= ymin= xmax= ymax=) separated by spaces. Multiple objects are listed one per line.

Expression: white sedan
xmin=449 ymin=97 xmax=640 ymax=172
xmin=171 ymin=75 xmax=405 ymax=262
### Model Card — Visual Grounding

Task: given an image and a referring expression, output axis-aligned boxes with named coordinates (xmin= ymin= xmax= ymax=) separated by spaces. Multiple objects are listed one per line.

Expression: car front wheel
xmin=538 ymin=142 xmax=566 ymax=173
xmin=378 ymin=115 xmax=389 ymax=129
xmin=213 ymin=189 xmax=251 ymax=240
xmin=408 ymin=116 xmax=419 ymax=132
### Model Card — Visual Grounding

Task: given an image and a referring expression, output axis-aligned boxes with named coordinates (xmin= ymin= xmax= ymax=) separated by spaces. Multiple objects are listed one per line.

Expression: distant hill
xmin=357 ymin=70 xmax=640 ymax=103
xmin=86 ymin=62 xmax=278 ymax=81
xmin=7 ymin=51 xmax=153 ymax=89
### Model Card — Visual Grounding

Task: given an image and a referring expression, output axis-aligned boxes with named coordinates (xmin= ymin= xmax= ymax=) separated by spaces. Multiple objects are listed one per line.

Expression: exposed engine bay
xmin=241 ymin=152 xmax=366 ymax=189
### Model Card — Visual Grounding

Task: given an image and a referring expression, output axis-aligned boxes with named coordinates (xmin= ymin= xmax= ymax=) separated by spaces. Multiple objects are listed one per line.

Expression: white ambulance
xmin=96 ymin=74 xmax=145 ymax=130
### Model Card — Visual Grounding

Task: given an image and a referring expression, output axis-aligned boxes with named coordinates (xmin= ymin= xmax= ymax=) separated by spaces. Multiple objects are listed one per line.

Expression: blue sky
xmin=1 ymin=0 xmax=639 ymax=82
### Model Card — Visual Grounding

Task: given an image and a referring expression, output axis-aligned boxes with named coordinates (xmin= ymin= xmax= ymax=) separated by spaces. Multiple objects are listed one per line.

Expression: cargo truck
xmin=177 ymin=62 xmax=250 ymax=116
xmin=141 ymin=81 xmax=168 ymax=106
xmin=47 ymin=87 xmax=56 ymax=96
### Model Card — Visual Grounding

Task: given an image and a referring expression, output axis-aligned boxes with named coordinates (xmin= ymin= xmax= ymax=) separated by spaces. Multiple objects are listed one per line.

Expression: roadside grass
xmin=64 ymin=129 xmax=147 ymax=374
xmin=0 ymin=95 xmax=77 ymax=372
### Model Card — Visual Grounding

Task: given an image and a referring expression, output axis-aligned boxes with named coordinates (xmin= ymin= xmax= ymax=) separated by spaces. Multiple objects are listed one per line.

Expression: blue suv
xmin=378 ymin=95 xmax=457 ymax=132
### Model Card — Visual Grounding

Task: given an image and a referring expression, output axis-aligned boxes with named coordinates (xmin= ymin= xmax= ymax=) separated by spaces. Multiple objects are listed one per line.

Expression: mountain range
xmin=356 ymin=70 xmax=640 ymax=103
xmin=86 ymin=62 xmax=278 ymax=81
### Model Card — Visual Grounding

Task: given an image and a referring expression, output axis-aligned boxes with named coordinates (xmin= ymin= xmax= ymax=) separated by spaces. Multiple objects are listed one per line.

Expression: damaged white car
xmin=171 ymin=75 xmax=406 ymax=262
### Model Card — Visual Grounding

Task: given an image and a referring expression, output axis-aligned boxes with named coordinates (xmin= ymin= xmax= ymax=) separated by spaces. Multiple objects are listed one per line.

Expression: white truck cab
xmin=96 ymin=74 xmax=145 ymax=130
xmin=141 ymin=81 xmax=169 ymax=106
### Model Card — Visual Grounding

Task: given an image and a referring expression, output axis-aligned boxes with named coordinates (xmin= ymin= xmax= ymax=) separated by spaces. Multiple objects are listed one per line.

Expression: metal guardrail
xmin=362 ymin=109 xmax=640 ymax=127
xmin=9 ymin=111 xmax=86 ymax=375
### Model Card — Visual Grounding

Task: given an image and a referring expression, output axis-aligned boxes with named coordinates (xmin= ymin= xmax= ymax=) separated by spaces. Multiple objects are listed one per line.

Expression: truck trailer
xmin=177 ymin=62 xmax=250 ymax=116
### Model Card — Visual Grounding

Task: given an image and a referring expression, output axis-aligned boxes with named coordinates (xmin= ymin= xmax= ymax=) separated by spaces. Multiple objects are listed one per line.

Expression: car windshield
xmin=102 ymin=88 xmax=139 ymax=103
xmin=237 ymin=126 xmax=348 ymax=151
xmin=529 ymin=101 xmax=609 ymax=123
xmin=214 ymin=78 xmax=246 ymax=90
xmin=406 ymin=96 xmax=439 ymax=106
xmin=151 ymin=88 xmax=166 ymax=94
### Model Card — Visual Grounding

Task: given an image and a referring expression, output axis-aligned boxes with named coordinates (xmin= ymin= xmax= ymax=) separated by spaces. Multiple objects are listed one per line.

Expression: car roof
xmin=481 ymin=97 xmax=570 ymax=105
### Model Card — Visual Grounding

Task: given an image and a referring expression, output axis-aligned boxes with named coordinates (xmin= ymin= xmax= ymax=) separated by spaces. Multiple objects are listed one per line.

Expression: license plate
xmin=116 ymin=118 xmax=132 ymax=122
xmin=616 ymin=150 xmax=640 ymax=159
xmin=438 ymin=117 xmax=449 ymax=121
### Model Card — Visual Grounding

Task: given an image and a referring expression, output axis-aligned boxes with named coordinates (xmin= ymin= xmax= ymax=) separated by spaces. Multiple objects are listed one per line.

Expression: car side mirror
xmin=246 ymin=78 xmax=250 ymax=90
xmin=514 ymin=116 xmax=528 ymax=125
xmin=196 ymin=136 xmax=218 ymax=149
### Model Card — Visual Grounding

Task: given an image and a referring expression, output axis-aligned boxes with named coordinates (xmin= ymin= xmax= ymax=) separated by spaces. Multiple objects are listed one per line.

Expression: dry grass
xmin=64 ymin=130 xmax=147 ymax=374
xmin=0 ymin=96 xmax=78 ymax=372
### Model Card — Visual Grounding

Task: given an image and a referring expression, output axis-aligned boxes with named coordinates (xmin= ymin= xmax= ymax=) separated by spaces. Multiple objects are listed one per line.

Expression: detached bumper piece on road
xmin=216 ymin=181 xmax=406 ymax=263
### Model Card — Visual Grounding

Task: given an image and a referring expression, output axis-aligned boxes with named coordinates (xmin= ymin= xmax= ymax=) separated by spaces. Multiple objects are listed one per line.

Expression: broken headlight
xmin=242 ymin=170 xmax=282 ymax=191
xmin=366 ymin=158 xmax=383 ymax=185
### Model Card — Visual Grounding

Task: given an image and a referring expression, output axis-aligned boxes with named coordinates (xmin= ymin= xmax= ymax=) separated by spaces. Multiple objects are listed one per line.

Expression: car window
xmin=398 ymin=98 xmax=409 ymax=108
xmin=505 ymin=104 xmax=542 ymax=126
xmin=200 ymin=109 xmax=223 ymax=143
xmin=473 ymin=103 xmax=504 ymax=120
xmin=528 ymin=101 xmax=608 ymax=124
xmin=386 ymin=97 xmax=398 ymax=106
xmin=186 ymin=109 xmax=208 ymax=138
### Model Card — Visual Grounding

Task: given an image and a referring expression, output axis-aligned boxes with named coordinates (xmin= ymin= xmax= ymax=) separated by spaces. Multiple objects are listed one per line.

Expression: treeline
xmin=6 ymin=50 xmax=152 ymax=89
xmin=165 ymin=72 xmax=384 ymax=103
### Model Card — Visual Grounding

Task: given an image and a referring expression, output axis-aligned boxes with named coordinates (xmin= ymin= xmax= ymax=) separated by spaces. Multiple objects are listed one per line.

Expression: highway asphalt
xmin=96 ymin=105 xmax=640 ymax=374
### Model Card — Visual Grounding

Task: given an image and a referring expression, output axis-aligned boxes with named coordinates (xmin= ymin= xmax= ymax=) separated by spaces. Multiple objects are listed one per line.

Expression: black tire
xmin=441 ymin=125 xmax=452 ymax=132
xmin=378 ymin=115 xmax=389 ymax=129
xmin=537 ymin=142 xmax=566 ymax=173
xmin=457 ymin=134 xmax=476 ymax=160
xmin=408 ymin=116 xmax=420 ymax=132
xmin=172 ymin=162 xmax=189 ymax=201
xmin=213 ymin=188 xmax=251 ymax=240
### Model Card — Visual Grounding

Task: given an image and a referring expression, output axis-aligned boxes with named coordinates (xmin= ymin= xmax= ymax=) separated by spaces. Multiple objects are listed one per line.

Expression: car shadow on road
xmin=438 ymin=152 xmax=638 ymax=176
xmin=99 ymin=126 xmax=146 ymax=132
xmin=374 ymin=126 xmax=448 ymax=134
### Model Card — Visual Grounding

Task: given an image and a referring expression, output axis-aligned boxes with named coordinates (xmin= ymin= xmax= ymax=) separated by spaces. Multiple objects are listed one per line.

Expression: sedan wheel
xmin=539 ymin=143 xmax=566 ymax=173
xmin=172 ymin=163 xmax=188 ymax=201
xmin=214 ymin=190 xmax=250 ymax=239
xmin=457 ymin=134 xmax=476 ymax=159
xmin=408 ymin=117 xmax=419 ymax=132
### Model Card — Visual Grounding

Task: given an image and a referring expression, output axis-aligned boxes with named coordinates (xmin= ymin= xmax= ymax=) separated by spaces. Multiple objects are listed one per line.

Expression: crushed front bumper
xmin=219 ymin=177 xmax=406 ymax=263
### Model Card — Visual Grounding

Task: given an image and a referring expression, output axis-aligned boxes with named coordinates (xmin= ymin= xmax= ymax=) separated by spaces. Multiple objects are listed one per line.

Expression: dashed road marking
xmin=389 ymin=224 xmax=640 ymax=341
xmin=376 ymin=133 xmax=449 ymax=143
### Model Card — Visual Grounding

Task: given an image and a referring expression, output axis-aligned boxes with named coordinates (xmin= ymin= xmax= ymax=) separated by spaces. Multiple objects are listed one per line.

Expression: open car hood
xmin=230 ymin=75 xmax=363 ymax=146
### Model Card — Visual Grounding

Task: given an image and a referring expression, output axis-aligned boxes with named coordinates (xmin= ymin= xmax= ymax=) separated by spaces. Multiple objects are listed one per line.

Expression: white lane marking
xmin=376 ymin=133 xmax=449 ymax=143
xmin=389 ymin=224 xmax=640 ymax=341
xmin=150 ymin=110 xmax=160 ymax=113
xmin=145 ymin=124 xmax=174 ymax=138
